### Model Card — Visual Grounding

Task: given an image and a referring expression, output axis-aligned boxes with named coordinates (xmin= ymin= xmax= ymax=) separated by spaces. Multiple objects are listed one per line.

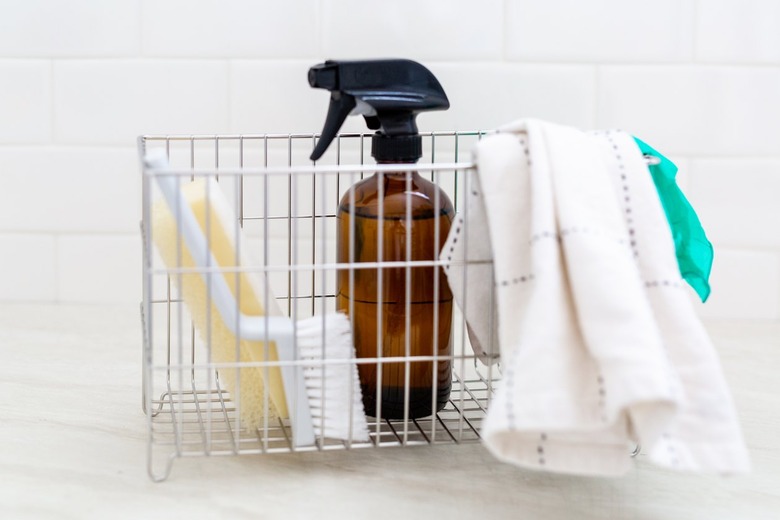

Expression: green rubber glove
xmin=633 ymin=137 xmax=713 ymax=302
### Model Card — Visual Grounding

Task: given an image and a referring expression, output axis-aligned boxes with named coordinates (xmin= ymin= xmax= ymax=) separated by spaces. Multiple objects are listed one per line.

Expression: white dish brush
xmin=145 ymin=150 xmax=369 ymax=446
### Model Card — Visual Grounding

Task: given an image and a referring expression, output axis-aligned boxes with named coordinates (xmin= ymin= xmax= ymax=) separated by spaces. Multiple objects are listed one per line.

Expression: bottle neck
xmin=375 ymin=159 xmax=419 ymax=179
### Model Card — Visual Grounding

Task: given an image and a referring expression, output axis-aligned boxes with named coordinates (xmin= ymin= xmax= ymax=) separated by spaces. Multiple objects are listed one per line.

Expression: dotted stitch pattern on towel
xmin=604 ymin=130 xmax=638 ymax=258
xmin=537 ymin=432 xmax=548 ymax=466
xmin=600 ymin=130 xmax=682 ymax=466
xmin=505 ymin=346 xmax=521 ymax=432
xmin=644 ymin=279 xmax=685 ymax=289
xmin=443 ymin=216 xmax=464 ymax=273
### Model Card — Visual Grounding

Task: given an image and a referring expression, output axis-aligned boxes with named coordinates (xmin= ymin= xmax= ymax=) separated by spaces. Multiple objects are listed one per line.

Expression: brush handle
xmin=144 ymin=150 xmax=316 ymax=447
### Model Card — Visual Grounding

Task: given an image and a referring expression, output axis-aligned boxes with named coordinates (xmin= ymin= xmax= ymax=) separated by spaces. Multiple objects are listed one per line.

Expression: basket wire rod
xmin=174 ymin=141 xmax=185 ymax=458
xmin=141 ymin=130 xmax=484 ymax=141
xmin=385 ymin=418 xmax=403 ymax=445
xmin=141 ymin=130 xmax=485 ymax=142
xmin=287 ymin=136 xmax=293 ymax=317
xmin=453 ymin=133 xmax=460 ymax=212
xmin=238 ymin=136 xmax=244 ymax=228
xmin=214 ymin=373 xmax=240 ymax=455
xmin=141 ymin=137 xmax=160 ymax=476
xmin=430 ymin=133 xmax=436 ymax=182
xmin=153 ymin=388 xmax=232 ymax=408
xmin=242 ymin=214 xmax=338 ymax=221
xmin=277 ymin=417 xmax=293 ymax=450
xmin=412 ymin=418 xmax=430 ymax=443
xmin=214 ymin=137 xmax=219 ymax=181
xmin=402 ymin=170 xmax=412 ymax=445
xmin=155 ymin=395 xmax=233 ymax=413
xmin=150 ymin=258 xmax=486 ymax=277
xmin=318 ymin=139 xmax=328 ymax=448
xmin=153 ymin=352 xmax=478 ymax=370
xmin=486 ymin=270 xmax=496 ymax=405
xmin=145 ymin=162 xmax=475 ymax=179
xmin=446 ymin=394 xmax=481 ymax=439
xmin=188 ymin=145 xmax=204 ymax=449
xmin=166 ymin=276 xmax=172 ymax=389
xmin=290 ymin=133 xmax=301 ymax=453
xmin=313 ymin=135 xmax=326 ymax=449
xmin=205 ymin=155 xmax=214 ymax=453
xmin=451 ymin=374 xmax=489 ymax=414
xmin=233 ymin=139 xmax=242 ymax=454
xmin=434 ymin=413 xmax=458 ymax=443
xmin=140 ymin=304 xmax=164 ymax=417
xmin=139 ymin=137 xmax=149 ymax=416
xmin=335 ymin=135 xmax=340 ymax=207
xmin=337 ymin=134 xmax=357 ymax=449
xmin=311 ymin=135 xmax=317 ymax=318
xmin=252 ymin=423 xmax=268 ymax=455
xmin=262 ymin=135 xmax=271 ymax=451
xmin=445 ymin=402 xmax=480 ymax=440
xmin=457 ymin=166 xmax=471 ymax=442
xmin=148 ymin=453 xmax=177 ymax=483
xmin=347 ymin=168 xmax=362 ymax=430
xmin=189 ymin=379 xmax=209 ymax=453
xmin=360 ymin=134 xmax=365 ymax=179
xmin=374 ymin=168 xmax=384 ymax=436
xmin=430 ymin=135 xmax=440 ymax=443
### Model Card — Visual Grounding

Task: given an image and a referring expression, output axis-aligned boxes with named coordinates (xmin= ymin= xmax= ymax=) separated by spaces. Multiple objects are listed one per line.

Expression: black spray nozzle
xmin=308 ymin=59 xmax=449 ymax=162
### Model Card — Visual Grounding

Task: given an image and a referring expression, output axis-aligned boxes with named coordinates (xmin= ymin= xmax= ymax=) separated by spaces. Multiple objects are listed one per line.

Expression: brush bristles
xmin=296 ymin=313 xmax=370 ymax=442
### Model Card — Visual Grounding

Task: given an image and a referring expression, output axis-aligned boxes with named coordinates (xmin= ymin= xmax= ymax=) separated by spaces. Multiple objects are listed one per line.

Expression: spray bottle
xmin=309 ymin=59 xmax=454 ymax=419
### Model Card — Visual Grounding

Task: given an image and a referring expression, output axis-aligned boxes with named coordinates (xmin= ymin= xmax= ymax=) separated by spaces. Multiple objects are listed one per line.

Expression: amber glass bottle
xmin=337 ymin=169 xmax=454 ymax=419
xmin=307 ymin=58 xmax=454 ymax=418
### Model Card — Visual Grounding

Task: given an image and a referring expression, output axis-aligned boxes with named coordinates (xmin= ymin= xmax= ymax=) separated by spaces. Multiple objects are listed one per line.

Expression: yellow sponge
xmin=152 ymin=178 xmax=289 ymax=429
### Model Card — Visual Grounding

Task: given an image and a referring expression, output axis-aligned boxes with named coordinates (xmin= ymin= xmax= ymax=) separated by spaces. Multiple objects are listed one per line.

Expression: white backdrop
xmin=0 ymin=0 xmax=778 ymax=321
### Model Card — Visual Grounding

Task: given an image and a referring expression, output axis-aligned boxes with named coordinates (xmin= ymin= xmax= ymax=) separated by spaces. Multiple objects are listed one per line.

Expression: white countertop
xmin=2 ymin=303 xmax=779 ymax=519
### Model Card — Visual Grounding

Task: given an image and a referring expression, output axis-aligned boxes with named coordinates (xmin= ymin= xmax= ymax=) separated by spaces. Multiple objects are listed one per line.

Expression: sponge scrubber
xmin=152 ymin=178 xmax=288 ymax=429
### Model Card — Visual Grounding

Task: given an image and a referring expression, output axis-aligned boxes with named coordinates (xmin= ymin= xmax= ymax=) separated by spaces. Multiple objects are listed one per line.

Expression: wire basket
xmin=139 ymin=131 xmax=499 ymax=482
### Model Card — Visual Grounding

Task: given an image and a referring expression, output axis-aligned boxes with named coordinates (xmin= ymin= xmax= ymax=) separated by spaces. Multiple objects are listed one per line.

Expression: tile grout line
xmin=500 ymin=0 xmax=508 ymax=62
xmin=139 ymin=0 xmax=145 ymax=57
xmin=226 ymin=59 xmax=232 ymax=133
xmin=53 ymin=233 xmax=60 ymax=304
xmin=691 ymin=0 xmax=700 ymax=63
xmin=1 ymin=56 xmax=777 ymax=67
xmin=316 ymin=0 xmax=324 ymax=58
xmin=592 ymin=64 xmax=600 ymax=128
xmin=49 ymin=59 xmax=55 ymax=144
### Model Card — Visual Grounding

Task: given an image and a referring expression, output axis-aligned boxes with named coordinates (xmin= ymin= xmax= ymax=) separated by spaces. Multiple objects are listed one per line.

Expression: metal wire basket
xmin=139 ymin=131 xmax=498 ymax=482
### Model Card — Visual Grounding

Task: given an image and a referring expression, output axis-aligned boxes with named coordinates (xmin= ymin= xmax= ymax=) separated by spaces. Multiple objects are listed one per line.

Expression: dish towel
xmin=442 ymin=119 xmax=750 ymax=476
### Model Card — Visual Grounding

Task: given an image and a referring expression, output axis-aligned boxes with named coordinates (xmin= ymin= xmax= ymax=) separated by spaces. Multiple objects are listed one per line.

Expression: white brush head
xmin=296 ymin=312 xmax=370 ymax=442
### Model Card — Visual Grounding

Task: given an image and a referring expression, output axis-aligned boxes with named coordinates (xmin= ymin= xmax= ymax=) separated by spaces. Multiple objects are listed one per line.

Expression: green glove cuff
xmin=633 ymin=137 xmax=713 ymax=302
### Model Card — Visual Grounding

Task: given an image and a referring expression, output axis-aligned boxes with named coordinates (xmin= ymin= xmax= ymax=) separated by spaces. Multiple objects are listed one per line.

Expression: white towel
xmin=442 ymin=119 xmax=750 ymax=476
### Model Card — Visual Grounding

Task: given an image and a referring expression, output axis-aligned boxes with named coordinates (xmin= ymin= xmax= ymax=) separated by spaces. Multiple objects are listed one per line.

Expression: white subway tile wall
xmin=0 ymin=0 xmax=777 ymax=321
xmin=321 ymin=0 xmax=505 ymax=61
xmin=696 ymin=0 xmax=780 ymax=64
xmin=56 ymin=235 xmax=141 ymax=304
xmin=0 ymin=234 xmax=57 ymax=301
xmin=692 ymin=250 xmax=780 ymax=321
xmin=505 ymin=0 xmax=696 ymax=62
xmin=0 ymin=60 xmax=52 ymax=143
xmin=0 ymin=148 xmax=140 ymax=233
xmin=687 ymin=159 xmax=780 ymax=249
xmin=597 ymin=66 xmax=780 ymax=156
xmin=142 ymin=1 xmax=318 ymax=58
xmin=54 ymin=60 xmax=230 ymax=144
xmin=0 ymin=1 xmax=141 ymax=58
